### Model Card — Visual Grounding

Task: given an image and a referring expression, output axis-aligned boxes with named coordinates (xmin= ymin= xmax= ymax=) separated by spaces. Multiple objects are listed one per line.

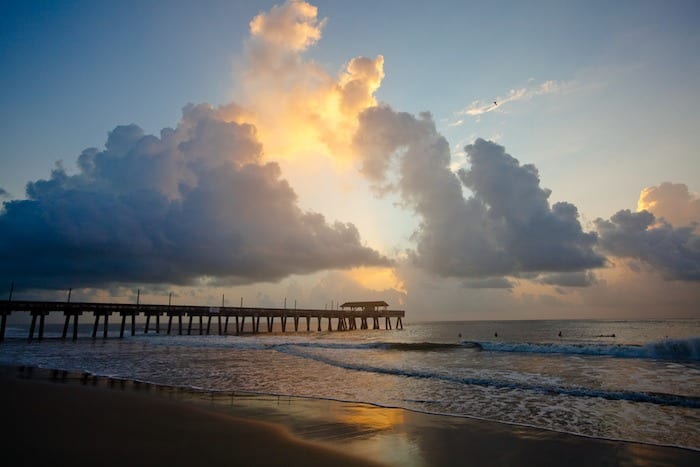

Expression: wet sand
xmin=2 ymin=366 xmax=698 ymax=466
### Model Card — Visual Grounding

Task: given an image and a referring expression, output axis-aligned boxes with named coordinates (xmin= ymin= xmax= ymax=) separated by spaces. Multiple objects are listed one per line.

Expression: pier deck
xmin=0 ymin=300 xmax=405 ymax=341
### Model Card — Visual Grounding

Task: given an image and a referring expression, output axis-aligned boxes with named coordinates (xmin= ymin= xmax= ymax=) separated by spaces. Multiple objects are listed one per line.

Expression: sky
xmin=1 ymin=0 xmax=699 ymax=320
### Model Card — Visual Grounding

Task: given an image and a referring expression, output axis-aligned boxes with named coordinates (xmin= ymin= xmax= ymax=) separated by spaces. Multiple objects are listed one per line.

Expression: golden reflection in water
xmin=338 ymin=405 xmax=405 ymax=431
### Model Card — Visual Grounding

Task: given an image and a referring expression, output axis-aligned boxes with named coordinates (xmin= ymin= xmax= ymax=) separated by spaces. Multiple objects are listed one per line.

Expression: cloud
xmin=236 ymin=0 xmax=383 ymax=164
xmin=637 ymin=182 xmax=700 ymax=230
xmin=249 ymin=0 xmax=326 ymax=52
xmin=0 ymin=187 xmax=9 ymax=198
xmin=353 ymin=106 xmax=604 ymax=282
xmin=457 ymin=79 xmax=573 ymax=118
xmin=462 ymin=277 xmax=514 ymax=289
xmin=308 ymin=270 xmax=405 ymax=309
xmin=537 ymin=271 xmax=597 ymax=287
xmin=595 ymin=209 xmax=700 ymax=281
xmin=0 ymin=104 xmax=389 ymax=290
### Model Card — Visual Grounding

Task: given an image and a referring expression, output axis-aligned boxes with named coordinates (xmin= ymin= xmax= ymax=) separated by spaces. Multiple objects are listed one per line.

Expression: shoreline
xmin=3 ymin=365 xmax=699 ymax=466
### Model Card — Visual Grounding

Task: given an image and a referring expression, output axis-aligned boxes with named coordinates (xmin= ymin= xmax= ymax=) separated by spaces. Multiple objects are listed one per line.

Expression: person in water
xmin=494 ymin=332 xmax=498 ymax=338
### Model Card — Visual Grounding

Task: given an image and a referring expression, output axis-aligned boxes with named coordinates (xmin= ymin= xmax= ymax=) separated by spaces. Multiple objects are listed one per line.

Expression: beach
xmin=3 ymin=365 xmax=698 ymax=467
xmin=2 ymin=366 xmax=380 ymax=467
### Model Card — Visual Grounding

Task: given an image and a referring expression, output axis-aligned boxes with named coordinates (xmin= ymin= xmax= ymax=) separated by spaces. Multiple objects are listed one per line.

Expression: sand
xmin=2 ymin=366 xmax=698 ymax=466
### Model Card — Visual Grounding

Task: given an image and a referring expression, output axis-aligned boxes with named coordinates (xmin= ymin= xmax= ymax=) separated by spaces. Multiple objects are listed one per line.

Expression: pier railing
xmin=0 ymin=300 xmax=405 ymax=341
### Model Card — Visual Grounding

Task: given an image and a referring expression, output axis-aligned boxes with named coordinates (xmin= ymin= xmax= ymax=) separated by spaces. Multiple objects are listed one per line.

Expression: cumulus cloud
xmin=637 ymin=182 xmax=700 ymax=230
xmin=249 ymin=0 xmax=326 ymax=52
xmin=237 ymin=0 xmax=383 ymax=163
xmin=0 ymin=104 xmax=389 ymax=290
xmin=353 ymin=105 xmax=604 ymax=283
xmin=0 ymin=187 xmax=9 ymax=198
xmin=595 ymin=209 xmax=700 ymax=281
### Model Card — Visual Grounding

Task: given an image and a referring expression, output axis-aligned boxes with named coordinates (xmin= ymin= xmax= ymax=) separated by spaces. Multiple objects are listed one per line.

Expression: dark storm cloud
xmin=595 ymin=210 xmax=700 ymax=281
xmin=537 ymin=271 xmax=597 ymax=287
xmin=0 ymin=104 xmax=389 ymax=290
xmin=354 ymin=105 xmax=604 ymax=283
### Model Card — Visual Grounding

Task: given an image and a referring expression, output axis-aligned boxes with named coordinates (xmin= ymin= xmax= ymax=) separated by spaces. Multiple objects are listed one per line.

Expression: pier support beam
xmin=62 ymin=311 xmax=82 ymax=340
xmin=104 ymin=313 xmax=110 ymax=338
xmin=119 ymin=312 xmax=137 ymax=338
xmin=0 ymin=311 xmax=9 ymax=341
xmin=28 ymin=311 xmax=50 ymax=341
xmin=92 ymin=312 xmax=112 ymax=339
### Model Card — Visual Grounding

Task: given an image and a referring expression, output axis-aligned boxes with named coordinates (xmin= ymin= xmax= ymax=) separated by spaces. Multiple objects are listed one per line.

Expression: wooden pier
xmin=0 ymin=300 xmax=404 ymax=341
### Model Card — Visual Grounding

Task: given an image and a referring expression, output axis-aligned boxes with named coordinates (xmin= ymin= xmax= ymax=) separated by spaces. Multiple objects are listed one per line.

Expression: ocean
xmin=1 ymin=318 xmax=699 ymax=451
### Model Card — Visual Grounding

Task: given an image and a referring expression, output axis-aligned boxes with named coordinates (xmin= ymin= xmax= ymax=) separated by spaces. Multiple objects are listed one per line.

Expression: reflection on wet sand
xmin=8 ymin=367 xmax=699 ymax=467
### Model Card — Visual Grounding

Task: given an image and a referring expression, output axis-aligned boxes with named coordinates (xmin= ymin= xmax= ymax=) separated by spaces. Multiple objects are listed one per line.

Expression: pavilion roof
xmin=340 ymin=301 xmax=389 ymax=308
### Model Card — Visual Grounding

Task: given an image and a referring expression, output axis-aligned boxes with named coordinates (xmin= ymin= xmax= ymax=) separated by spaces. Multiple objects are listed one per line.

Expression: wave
xmin=273 ymin=337 xmax=700 ymax=361
xmin=285 ymin=341 xmax=470 ymax=351
xmin=124 ymin=335 xmax=700 ymax=361
xmin=471 ymin=337 xmax=700 ymax=361
xmin=275 ymin=346 xmax=700 ymax=409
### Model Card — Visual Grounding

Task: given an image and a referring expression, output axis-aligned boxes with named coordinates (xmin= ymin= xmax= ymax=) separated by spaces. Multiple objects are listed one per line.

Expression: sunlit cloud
xmin=234 ymin=0 xmax=383 ymax=165
xmin=637 ymin=182 xmax=700 ymax=231
xmin=344 ymin=266 xmax=407 ymax=295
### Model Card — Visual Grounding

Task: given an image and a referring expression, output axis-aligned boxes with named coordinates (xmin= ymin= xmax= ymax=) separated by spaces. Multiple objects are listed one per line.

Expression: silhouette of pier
xmin=0 ymin=299 xmax=404 ymax=341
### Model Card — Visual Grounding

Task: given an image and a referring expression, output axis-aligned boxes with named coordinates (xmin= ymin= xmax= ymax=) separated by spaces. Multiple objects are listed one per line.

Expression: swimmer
xmin=558 ymin=331 xmax=562 ymax=337
xmin=494 ymin=332 xmax=498 ymax=338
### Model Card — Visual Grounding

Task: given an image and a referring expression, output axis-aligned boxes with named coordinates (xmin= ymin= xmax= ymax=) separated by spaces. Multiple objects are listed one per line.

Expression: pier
xmin=0 ymin=299 xmax=404 ymax=341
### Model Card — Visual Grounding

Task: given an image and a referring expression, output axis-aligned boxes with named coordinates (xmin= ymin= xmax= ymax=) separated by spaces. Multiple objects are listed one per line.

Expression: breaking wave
xmin=275 ymin=345 xmax=700 ymax=409
xmin=472 ymin=337 xmax=700 ymax=361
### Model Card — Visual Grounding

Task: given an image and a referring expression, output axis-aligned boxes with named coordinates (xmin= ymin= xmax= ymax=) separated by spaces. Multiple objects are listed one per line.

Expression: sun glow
xmin=345 ymin=267 xmax=406 ymax=295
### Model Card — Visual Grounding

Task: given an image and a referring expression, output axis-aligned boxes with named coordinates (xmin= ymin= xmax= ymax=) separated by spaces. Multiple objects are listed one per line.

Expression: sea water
xmin=1 ymin=319 xmax=698 ymax=450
